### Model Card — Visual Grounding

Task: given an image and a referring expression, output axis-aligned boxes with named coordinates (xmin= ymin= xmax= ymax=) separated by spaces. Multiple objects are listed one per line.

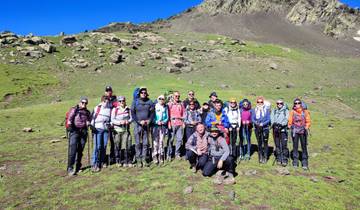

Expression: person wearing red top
xmin=167 ymin=91 xmax=186 ymax=160
xmin=288 ymin=98 xmax=311 ymax=170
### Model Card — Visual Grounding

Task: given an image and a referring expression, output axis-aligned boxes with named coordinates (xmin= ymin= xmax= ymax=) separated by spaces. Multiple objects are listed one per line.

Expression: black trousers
xmin=229 ymin=127 xmax=239 ymax=157
xmin=67 ymin=129 xmax=87 ymax=171
xmin=202 ymin=156 xmax=235 ymax=177
xmin=255 ymin=126 xmax=269 ymax=160
xmin=292 ymin=133 xmax=308 ymax=166
xmin=273 ymin=126 xmax=289 ymax=163
xmin=186 ymin=150 xmax=208 ymax=170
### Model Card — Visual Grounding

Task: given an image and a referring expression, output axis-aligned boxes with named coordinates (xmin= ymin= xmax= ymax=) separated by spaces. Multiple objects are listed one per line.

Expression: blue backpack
xmin=132 ymin=87 xmax=141 ymax=106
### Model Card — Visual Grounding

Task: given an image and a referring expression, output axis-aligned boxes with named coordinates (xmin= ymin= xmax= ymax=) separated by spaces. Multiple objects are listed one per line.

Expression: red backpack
xmin=65 ymin=106 xmax=79 ymax=130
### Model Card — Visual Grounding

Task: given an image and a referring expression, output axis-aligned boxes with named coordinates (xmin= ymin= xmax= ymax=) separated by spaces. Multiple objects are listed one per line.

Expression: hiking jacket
xmin=208 ymin=135 xmax=229 ymax=161
xmin=154 ymin=103 xmax=169 ymax=125
xmin=168 ymin=100 xmax=185 ymax=127
xmin=224 ymin=106 xmax=241 ymax=128
xmin=111 ymin=106 xmax=132 ymax=132
xmin=270 ymin=106 xmax=289 ymax=127
xmin=67 ymin=105 xmax=91 ymax=129
xmin=131 ymin=98 xmax=154 ymax=125
xmin=205 ymin=109 xmax=230 ymax=128
xmin=182 ymin=98 xmax=201 ymax=110
xmin=200 ymin=109 xmax=209 ymax=124
xmin=184 ymin=109 xmax=201 ymax=127
xmin=288 ymin=108 xmax=311 ymax=129
xmin=252 ymin=105 xmax=271 ymax=126
xmin=185 ymin=132 xmax=209 ymax=156
xmin=91 ymin=103 xmax=112 ymax=130
xmin=240 ymin=107 xmax=253 ymax=124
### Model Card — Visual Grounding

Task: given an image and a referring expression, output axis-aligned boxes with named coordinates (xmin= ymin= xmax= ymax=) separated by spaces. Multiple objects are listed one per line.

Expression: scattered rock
xmin=110 ymin=52 xmax=123 ymax=64
xmin=23 ymin=127 xmax=33 ymax=132
xmin=179 ymin=46 xmax=187 ymax=52
xmin=183 ymin=186 xmax=193 ymax=194
xmin=166 ymin=66 xmax=181 ymax=74
xmin=310 ymin=176 xmax=319 ymax=183
xmin=50 ymin=139 xmax=61 ymax=143
xmin=328 ymin=124 xmax=334 ymax=129
xmin=24 ymin=50 xmax=44 ymax=59
xmin=135 ymin=59 xmax=146 ymax=66
xmin=220 ymin=84 xmax=229 ymax=89
xmin=23 ymin=36 xmax=45 ymax=45
xmin=311 ymin=153 xmax=319 ymax=158
xmin=159 ymin=47 xmax=172 ymax=53
xmin=61 ymin=36 xmax=77 ymax=45
xmin=228 ymin=190 xmax=236 ymax=201
xmin=314 ymin=86 xmax=323 ymax=91
xmin=0 ymin=165 xmax=6 ymax=170
xmin=324 ymin=176 xmax=336 ymax=181
xmin=286 ymin=83 xmax=295 ymax=88
xmin=39 ymin=43 xmax=56 ymax=53
xmin=321 ymin=145 xmax=332 ymax=152
xmin=269 ymin=63 xmax=278 ymax=70
xmin=275 ymin=167 xmax=290 ymax=176
xmin=244 ymin=169 xmax=257 ymax=176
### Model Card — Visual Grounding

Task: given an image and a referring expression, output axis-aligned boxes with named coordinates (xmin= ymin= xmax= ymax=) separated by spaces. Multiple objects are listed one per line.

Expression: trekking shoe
xmin=281 ymin=161 xmax=288 ymax=167
xmin=175 ymin=155 xmax=181 ymax=161
xmin=67 ymin=168 xmax=76 ymax=176
xmin=191 ymin=167 xmax=197 ymax=173
xmin=154 ymin=158 xmax=159 ymax=165
xmin=123 ymin=163 xmax=128 ymax=167
xmin=103 ymin=163 xmax=108 ymax=168
xmin=223 ymin=173 xmax=236 ymax=185
xmin=276 ymin=160 xmax=282 ymax=166
xmin=116 ymin=163 xmax=122 ymax=168
xmin=302 ymin=166 xmax=309 ymax=171
xmin=244 ymin=154 xmax=250 ymax=161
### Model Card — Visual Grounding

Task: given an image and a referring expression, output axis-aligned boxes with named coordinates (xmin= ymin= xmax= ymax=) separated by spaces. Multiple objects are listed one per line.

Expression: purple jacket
xmin=67 ymin=106 xmax=91 ymax=129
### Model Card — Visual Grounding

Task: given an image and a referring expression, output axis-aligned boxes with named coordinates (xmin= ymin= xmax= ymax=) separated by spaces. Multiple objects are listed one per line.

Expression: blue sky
xmin=1 ymin=0 xmax=358 ymax=36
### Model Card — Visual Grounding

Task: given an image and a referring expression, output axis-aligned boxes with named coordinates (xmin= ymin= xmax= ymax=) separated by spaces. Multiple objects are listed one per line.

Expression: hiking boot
xmin=223 ymin=173 xmax=236 ymax=185
xmin=191 ymin=166 xmax=197 ymax=173
xmin=281 ymin=160 xmax=288 ymax=167
xmin=116 ymin=163 xmax=122 ymax=168
xmin=154 ymin=157 xmax=159 ymax=165
xmin=136 ymin=159 xmax=143 ymax=168
xmin=175 ymin=155 xmax=181 ymax=161
xmin=244 ymin=154 xmax=250 ymax=161
xmin=67 ymin=168 xmax=76 ymax=176
xmin=103 ymin=163 xmax=108 ymax=168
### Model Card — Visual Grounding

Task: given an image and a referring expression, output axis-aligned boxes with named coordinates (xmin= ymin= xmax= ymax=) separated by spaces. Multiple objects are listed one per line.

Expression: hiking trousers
xmin=185 ymin=125 xmax=196 ymax=142
xmin=91 ymin=129 xmax=109 ymax=167
xmin=171 ymin=125 xmax=184 ymax=157
xmin=152 ymin=126 xmax=166 ymax=158
xmin=134 ymin=124 xmax=149 ymax=161
xmin=240 ymin=124 xmax=252 ymax=157
xmin=113 ymin=130 xmax=131 ymax=164
xmin=292 ymin=132 xmax=308 ymax=167
xmin=229 ymin=126 xmax=239 ymax=157
xmin=203 ymin=156 xmax=235 ymax=177
xmin=67 ymin=129 xmax=87 ymax=171
xmin=273 ymin=126 xmax=289 ymax=163
xmin=255 ymin=126 xmax=269 ymax=161
xmin=186 ymin=150 xmax=208 ymax=170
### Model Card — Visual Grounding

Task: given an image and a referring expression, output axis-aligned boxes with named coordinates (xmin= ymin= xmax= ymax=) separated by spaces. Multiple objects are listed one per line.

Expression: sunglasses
xmin=159 ymin=98 xmax=165 ymax=101
xmin=140 ymin=92 xmax=147 ymax=94
xmin=174 ymin=95 xmax=180 ymax=97
xmin=294 ymin=102 xmax=301 ymax=105
xmin=277 ymin=102 xmax=283 ymax=105
xmin=189 ymin=103 xmax=195 ymax=106
xmin=257 ymin=101 xmax=264 ymax=104
xmin=119 ymin=100 xmax=125 ymax=103
xmin=81 ymin=101 xmax=88 ymax=105
xmin=188 ymin=93 xmax=194 ymax=96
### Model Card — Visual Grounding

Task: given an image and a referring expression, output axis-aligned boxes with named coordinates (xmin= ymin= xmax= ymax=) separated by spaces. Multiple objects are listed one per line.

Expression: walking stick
xmin=87 ymin=128 xmax=91 ymax=168
xmin=272 ymin=125 xmax=276 ymax=166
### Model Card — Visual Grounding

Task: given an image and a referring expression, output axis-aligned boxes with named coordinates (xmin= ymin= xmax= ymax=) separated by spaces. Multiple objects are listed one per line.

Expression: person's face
xmin=105 ymin=91 xmax=112 ymax=97
xmin=79 ymin=100 xmax=87 ymax=109
xmin=174 ymin=92 xmax=180 ymax=101
xmin=189 ymin=103 xmax=195 ymax=110
xmin=203 ymin=104 xmax=209 ymax=110
xmin=210 ymin=131 xmax=219 ymax=138
xmin=140 ymin=90 xmax=147 ymax=99
xmin=215 ymin=103 xmax=222 ymax=112
xmin=119 ymin=100 xmax=126 ymax=107
xmin=188 ymin=92 xmax=194 ymax=100
xmin=211 ymin=95 xmax=217 ymax=101
xmin=243 ymin=102 xmax=249 ymax=109
xmin=294 ymin=101 xmax=301 ymax=109
xmin=257 ymin=100 xmax=264 ymax=106
xmin=158 ymin=97 xmax=165 ymax=105
xmin=230 ymin=101 xmax=236 ymax=108
xmin=277 ymin=101 xmax=284 ymax=109
xmin=196 ymin=124 xmax=205 ymax=134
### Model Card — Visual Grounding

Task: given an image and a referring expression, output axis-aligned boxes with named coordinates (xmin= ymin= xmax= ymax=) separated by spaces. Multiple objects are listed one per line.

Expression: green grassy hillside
xmin=0 ymin=31 xmax=359 ymax=209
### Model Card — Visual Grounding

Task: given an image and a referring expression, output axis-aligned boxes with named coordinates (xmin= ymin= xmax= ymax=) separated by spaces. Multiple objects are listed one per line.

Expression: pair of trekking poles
xmin=229 ymin=124 xmax=251 ymax=164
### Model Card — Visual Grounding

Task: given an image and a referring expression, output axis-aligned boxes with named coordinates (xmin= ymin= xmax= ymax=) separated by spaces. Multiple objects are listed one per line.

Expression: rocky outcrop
xmin=197 ymin=0 xmax=360 ymax=39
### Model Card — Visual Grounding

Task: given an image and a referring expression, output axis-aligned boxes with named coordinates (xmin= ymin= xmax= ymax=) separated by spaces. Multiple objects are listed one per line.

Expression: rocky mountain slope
xmin=162 ymin=0 xmax=360 ymax=56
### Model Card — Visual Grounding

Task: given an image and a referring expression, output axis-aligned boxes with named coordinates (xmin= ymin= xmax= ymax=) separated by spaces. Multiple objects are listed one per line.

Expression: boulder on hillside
xmin=39 ymin=43 xmax=56 ymax=53
xmin=23 ymin=36 xmax=45 ymax=45
xmin=61 ymin=36 xmax=77 ymax=45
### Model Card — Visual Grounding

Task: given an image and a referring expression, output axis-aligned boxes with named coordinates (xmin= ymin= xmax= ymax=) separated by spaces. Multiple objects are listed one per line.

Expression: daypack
xmin=91 ymin=105 xmax=102 ymax=121
xmin=65 ymin=106 xmax=79 ymax=130
xmin=132 ymin=87 xmax=141 ymax=106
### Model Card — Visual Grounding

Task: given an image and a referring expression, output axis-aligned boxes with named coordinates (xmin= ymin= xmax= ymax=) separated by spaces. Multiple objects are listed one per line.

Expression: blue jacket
xmin=205 ymin=109 xmax=230 ymax=128
xmin=251 ymin=106 xmax=271 ymax=126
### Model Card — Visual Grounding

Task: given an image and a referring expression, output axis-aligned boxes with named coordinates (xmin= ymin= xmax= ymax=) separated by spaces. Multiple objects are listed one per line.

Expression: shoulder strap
xmin=94 ymin=105 xmax=102 ymax=120
xmin=115 ymin=107 xmax=119 ymax=116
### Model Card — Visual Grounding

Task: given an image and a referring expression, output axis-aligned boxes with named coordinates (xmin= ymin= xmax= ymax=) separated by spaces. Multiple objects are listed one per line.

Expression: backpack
xmin=65 ymin=106 xmax=79 ymax=130
xmin=91 ymin=105 xmax=102 ymax=121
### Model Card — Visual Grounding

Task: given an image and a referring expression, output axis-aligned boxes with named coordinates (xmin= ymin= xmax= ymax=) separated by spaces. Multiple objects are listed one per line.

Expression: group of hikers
xmin=66 ymin=86 xmax=311 ymax=179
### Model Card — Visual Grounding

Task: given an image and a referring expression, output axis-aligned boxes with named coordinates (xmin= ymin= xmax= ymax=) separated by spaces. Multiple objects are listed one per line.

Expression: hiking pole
xmin=272 ymin=125 xmax=276 ymax=166
xmin=229 ymin=128 xmax=233 ymax=157
xmin=279 ymin=125 xmax=284 ymax=165
xmin=87 ymin=128 xmax=91 ymax=168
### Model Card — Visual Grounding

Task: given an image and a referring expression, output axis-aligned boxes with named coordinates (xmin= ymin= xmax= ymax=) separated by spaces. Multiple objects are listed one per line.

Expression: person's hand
xmin=217 ymin=160 xmax=223 ymax=169
xmin=140 ymin=120 xmax=145 ymax=125
xmin=168 ymin=124 xmax=172 ymax=129
xmin=246 ymin=120 xmax=250 ymax=124
xmin=236 ymin=127 xmax=240 ymax=132
xmin=182 ymin=123 xmax=186 ymax=129
xmin=158 ymin=122 xmax=162 ymax=126
xmin=229 ymin=127 xmax=233 ymax=132
xmin=260 ymin=123 xmax=263 ymax=127
xmin=124 ymin=120 xmax=129 ymax=125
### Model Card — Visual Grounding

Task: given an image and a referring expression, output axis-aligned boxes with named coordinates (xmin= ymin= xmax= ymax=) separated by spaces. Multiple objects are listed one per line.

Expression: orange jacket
xmin=288 ymin=108 xmax=311 ymax=129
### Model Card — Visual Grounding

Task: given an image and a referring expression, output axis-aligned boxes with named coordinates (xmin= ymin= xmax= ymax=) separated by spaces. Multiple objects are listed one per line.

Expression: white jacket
xmin=225 ymin=106 xmax=241 ymax=128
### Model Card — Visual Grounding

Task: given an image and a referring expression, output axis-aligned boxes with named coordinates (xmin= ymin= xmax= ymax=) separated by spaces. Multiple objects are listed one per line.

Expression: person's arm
xmin=167 ymin=103 xmax=172 ymax=128
xmin=67 ymin=108 xmax=76 ymax=128
xmin=220 ymin=138 xmax=230 ymax=161
xmin=131 ymin=101 xmax=139 ymax=124
xmin=184 ymin=110 xmax=190 ymax=125
xmin=185 ymin=134 xmax=195 ymax=150
xmin=222 ymin=113 xmax=230 ymax=128
xmin=251 ymin=109 xmax=256 ymax=125
xmin=237 ymin=109 xmax=241 ymax=128
xmin=283 ymin=109 xmax=289 ymax=127
xmin=305 ymin=110 xmax=311 ymax=129
xmin=110 ymin=108 xmax=116 ymax=126
xmin=263 ymin=109 xmax=271 ymax=126
xmin=148 ymin=100 xmax=155 ymax=124
xmin=205 ymin=113 xmax=213 ymax=128
xmin=288 ymin=110 xmax=294 ymax=128
xmin=270 ymin=110 xmax=275 ymax=127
